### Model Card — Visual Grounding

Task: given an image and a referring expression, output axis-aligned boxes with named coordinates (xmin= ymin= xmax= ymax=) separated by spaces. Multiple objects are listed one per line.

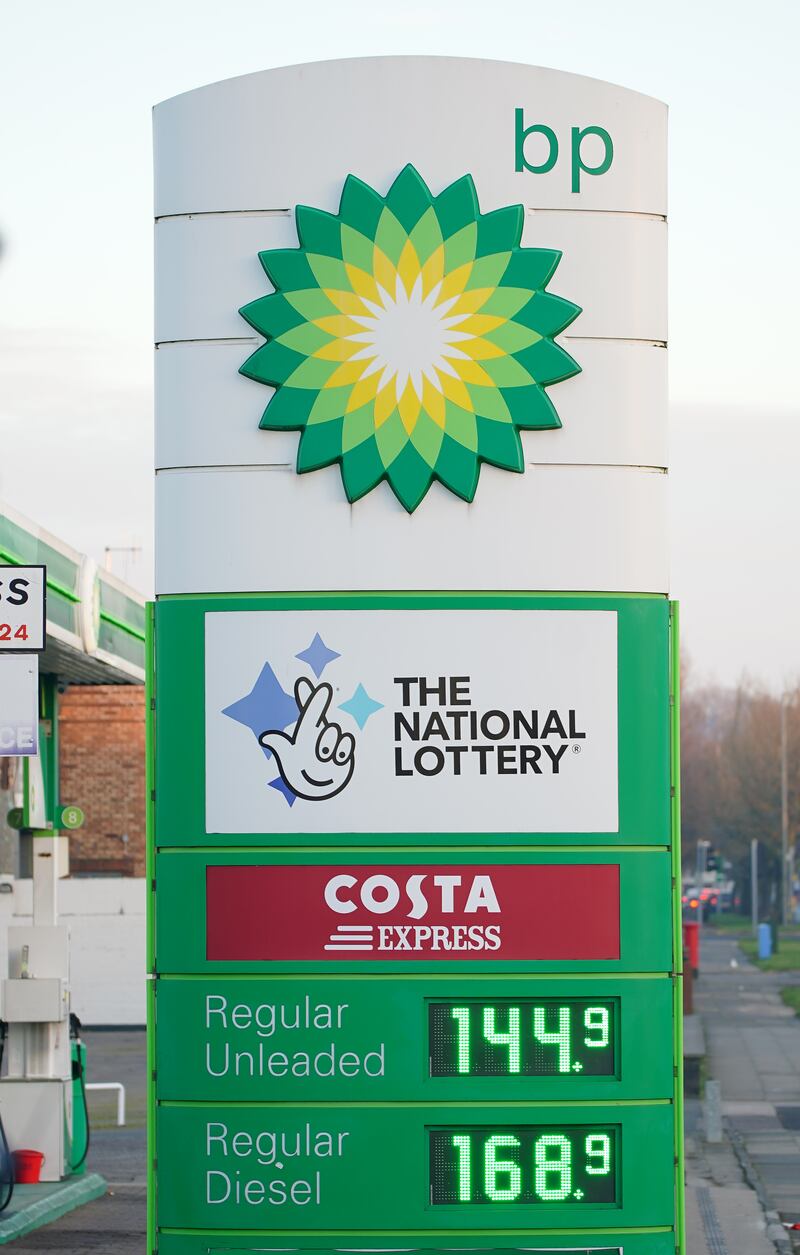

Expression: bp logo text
xmin=514 ymin=110 xmax=614 ymax=192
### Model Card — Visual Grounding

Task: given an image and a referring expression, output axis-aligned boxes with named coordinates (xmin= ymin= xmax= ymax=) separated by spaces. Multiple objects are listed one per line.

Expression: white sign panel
xmin=205 ymin=609 xmax=618 ymax=835
xmin=155 ymin=59 xmax=667 ymax=217
xmin=0 ymin=655 xmax=38 ymax=756
xmin=154 ymin=59 xmax=668 ymax=600
xmin=0 ymin=565 xmax=46 ymax=652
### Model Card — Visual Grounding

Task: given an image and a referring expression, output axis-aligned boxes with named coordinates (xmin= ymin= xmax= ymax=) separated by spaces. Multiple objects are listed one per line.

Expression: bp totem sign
xmin=151 ymin=58 xmax=679 ymax=1255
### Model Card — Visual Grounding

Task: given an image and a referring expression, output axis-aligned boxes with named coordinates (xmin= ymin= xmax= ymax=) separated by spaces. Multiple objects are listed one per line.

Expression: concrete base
xmin=0 ymin=1173 xmax=106 ymax=1244
xmin=684 ymin=1011 xmax=706 ymax=1097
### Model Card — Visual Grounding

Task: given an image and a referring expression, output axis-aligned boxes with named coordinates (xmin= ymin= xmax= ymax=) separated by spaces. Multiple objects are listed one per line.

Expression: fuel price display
xmin=429 ymin=1125 xmax=618 ymax=1205
xmin=429 ymin=999 xmax=617 ymax=1077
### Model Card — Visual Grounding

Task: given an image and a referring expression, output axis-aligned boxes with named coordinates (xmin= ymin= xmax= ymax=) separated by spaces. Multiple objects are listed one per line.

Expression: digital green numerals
xmin=533 ymin=1006 xmax=571 ymax=1072
xmin=451 ymin=1008 xmax=471 ymax=1073
xmin=584 ymin=1006 xmax=610 ymax=1048
xmin=585 ymin=1133 xmax=611 ymax=1174
xmin=436 ymin=1126 xmax=616 ymax=1206
xmin=483 ymin=1007 xmax=521 ymax=1073
xmin=442 ymin=999 xmax=615 ymax=1078
xmin=534 ymin=1134 xmax=572 ymax=1200
xmin=483 ymin=1134 xmax=523 ymax=1200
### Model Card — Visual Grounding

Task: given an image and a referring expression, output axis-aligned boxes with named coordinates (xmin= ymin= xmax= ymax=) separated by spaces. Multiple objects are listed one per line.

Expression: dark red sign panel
xmin=206 ymin=864 xmax=620 ymax=961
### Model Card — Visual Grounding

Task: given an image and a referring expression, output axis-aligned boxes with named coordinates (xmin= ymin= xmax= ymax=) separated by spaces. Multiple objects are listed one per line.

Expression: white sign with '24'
xmin=205 ymin=609 xmax=618 ymax=835
xmin=0 ymin=565 xmax=46 ymax=652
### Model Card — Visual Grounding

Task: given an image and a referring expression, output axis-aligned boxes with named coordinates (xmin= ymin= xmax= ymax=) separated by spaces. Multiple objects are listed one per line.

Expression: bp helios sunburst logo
xmin=240 ymin=165 xmax=581 ymax=512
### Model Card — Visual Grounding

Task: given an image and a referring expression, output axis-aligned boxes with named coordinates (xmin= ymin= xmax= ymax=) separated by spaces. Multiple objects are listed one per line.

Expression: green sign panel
xmin=149 ymin=593 xmax=682 ymax=1254
xmin=155 ymin=1103 xmax=674 ymax=1230
xmin=155 ymin=976 xmax=674 ymax=1102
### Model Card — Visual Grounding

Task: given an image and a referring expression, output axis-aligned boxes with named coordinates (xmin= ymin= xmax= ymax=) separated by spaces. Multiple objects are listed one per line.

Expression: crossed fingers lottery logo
xmin=222 ymin=633 xmax=383 ymax=806
xmin=260 ymin=678 xmax=355 ymax=802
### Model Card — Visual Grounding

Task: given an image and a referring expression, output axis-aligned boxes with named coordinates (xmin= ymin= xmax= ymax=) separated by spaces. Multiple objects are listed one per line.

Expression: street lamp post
xmin=781 ymin=693 xmax=792 ymax=926
xmin=751 ymin=838 xmax=759 ymax=936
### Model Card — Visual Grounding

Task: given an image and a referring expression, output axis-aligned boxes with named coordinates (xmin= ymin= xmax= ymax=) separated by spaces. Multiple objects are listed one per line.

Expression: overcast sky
xmin=1 ymin=0 xmax=798 ymax=688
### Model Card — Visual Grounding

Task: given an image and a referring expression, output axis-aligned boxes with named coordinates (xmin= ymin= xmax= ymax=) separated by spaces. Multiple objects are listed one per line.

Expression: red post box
xmin=683 ymin=921 xmax=699 ymax=977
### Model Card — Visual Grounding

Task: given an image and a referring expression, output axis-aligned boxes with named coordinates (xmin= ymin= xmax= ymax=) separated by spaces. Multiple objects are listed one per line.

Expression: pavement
xmin=686 ymin=929 xmax=800 ymax=1255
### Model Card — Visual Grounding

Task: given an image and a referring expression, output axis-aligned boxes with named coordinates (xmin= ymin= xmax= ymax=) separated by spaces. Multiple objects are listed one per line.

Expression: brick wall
xmin=58 ymin=685 xmax=146 ymax=876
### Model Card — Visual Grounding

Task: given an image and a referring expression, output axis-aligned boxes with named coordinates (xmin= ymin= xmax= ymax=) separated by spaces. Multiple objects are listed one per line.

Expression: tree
xmin=680 ymin=665 xmax=800 ymax=913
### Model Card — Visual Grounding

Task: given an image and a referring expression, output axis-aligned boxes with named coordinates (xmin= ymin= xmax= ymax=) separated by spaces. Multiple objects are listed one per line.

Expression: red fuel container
xmin=13 ymin=1149 xmax=44 ymax=1183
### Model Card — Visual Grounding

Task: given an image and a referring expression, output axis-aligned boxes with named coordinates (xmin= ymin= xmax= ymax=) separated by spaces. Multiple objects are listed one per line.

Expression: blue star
xmin=222 ymin=663 xmax=298 ymax=759
xmin=339 ymin=683 xmax=384 ymax=730
xmin=295 ymin=633 xmax=341 ymax=678
xmin=268 ymin=775 xmax=298 ymax=807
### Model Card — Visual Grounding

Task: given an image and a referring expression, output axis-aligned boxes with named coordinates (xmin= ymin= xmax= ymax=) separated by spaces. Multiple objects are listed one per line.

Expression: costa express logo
xmin=323 ymin=870 xmax=502 ymax=953
xmin=205 ymin=865 xmax=620 ymax=962
xmin=239 ymin=165 xmax=581 ymax=512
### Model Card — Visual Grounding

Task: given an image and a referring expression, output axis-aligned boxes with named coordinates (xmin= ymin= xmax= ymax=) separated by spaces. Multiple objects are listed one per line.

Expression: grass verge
xmin=739 ymin=937 xmax=800 ymax=970
xmin=780 ymin=987 xmax=800 ymax=1016
xmin=706 ymin=913 xmax=751 ymax=934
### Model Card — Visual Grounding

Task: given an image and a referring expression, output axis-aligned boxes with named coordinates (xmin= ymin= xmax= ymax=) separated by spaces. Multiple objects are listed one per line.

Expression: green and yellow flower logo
xmin=240 ymin=164 xmax=581 ymax=512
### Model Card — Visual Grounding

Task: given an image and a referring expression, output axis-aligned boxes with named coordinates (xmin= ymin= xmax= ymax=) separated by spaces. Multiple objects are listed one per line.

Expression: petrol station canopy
xmin=0 ymin=501 xmax=145 ymax=686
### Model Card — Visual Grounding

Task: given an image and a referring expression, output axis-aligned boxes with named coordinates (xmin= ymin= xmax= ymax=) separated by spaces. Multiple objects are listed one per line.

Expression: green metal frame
xmin=670 ymin=602 xmax=685 ymax=1254
xmin=156 ymin=1236 xmax=676 ymax=1254
xmin=148 ymin=592 xmax=682 ymax=1254
xmin=22 ymin=672 xmax=59 ymax=830
xmin=146 ymin=603 xmax=157 ymax=1253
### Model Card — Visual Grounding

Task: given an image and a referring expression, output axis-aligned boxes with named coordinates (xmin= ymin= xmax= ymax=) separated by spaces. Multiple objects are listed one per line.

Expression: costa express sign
xmin=206 ymin=863 xmax=620 ymax=962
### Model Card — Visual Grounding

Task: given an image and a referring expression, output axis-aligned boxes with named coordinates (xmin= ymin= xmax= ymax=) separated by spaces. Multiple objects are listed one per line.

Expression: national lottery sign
xmin=205 ymin=608 xmax=619 ymax=834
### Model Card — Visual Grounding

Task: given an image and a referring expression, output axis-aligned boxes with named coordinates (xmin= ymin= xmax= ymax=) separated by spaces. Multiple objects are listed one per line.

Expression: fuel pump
xmin=0 ymin=672 xmax=88 ymax=1181
xmin=69 ymin=1013 xmax=89 ymax=1173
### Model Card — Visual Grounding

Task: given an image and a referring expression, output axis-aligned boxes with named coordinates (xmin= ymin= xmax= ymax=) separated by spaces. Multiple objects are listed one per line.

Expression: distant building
xmin=59 ymin=686 xmax=145 ymax=876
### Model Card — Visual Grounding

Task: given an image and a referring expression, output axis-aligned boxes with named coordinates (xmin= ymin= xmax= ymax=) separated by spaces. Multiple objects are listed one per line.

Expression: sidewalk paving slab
xmin=694 ymin=931 xmax=800 ymax=1250
xmin=686 ymin=1179 xmax=779 ymax=1255
xmin=685 ymin=1108 xmax=786 ymax=1254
